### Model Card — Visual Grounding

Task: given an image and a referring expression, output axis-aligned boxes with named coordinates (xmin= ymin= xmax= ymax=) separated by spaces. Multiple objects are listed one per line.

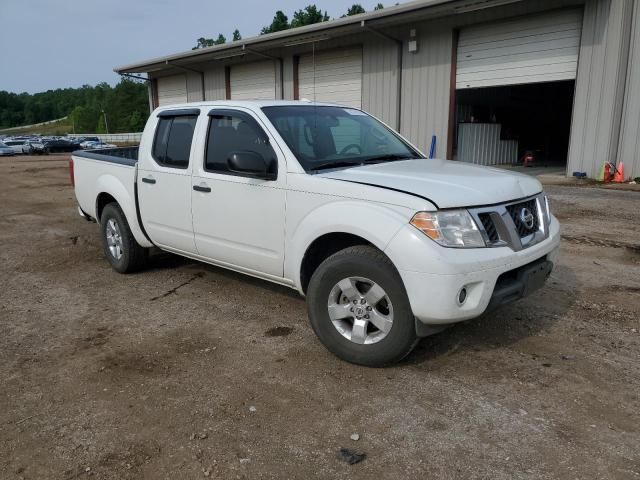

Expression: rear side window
xmin=152 ymin=115 xmax=197 ymax=168
xmin=205 ymin=111 xmax=277 ymax=176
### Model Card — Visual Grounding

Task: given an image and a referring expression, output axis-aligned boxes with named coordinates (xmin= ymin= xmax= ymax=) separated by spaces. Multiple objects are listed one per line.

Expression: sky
xmin=0 ymin=0 xmax=399 ymax=94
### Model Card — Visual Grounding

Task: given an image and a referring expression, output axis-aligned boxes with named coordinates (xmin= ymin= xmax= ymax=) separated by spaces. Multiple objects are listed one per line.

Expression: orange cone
xmin=613 ymin=162 xmax=625 ymax=183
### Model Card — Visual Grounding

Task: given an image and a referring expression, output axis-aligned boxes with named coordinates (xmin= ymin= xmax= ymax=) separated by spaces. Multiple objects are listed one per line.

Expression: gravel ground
xmin=1 ymin=154 xmax=638 ymax=479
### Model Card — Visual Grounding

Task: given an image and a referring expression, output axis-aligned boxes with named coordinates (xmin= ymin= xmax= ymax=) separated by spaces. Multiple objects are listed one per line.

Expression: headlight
xmin=410 ymin=210 xmax=485 ymax=248
xmin=543 ymin=194 xmax=551 ymax=219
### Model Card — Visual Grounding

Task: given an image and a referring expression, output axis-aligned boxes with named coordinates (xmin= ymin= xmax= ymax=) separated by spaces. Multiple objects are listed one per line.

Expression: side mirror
xmin=227 ymin=151 xmax=276 ymax=180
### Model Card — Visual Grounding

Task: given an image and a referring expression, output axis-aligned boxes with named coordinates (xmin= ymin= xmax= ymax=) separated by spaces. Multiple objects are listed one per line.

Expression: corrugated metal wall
xmin=457 ymin=123 xmax=518 ymax=165
xmin=617 ymin=0 xmax=640 ymax=178
xmin=282 ymin=55 xmax=295 ymax=100
xmin=567 ymin=0 xmax=634 ymax=177
xmin=186 ymin=72 xmax=203 ymax=102
xmin=400 ymin=25 xmax=453 ymax=157
xmin=362 ymin=38 xmax=400 ymax=129
xmin=204 ymin=66 xmax=226 ymax=100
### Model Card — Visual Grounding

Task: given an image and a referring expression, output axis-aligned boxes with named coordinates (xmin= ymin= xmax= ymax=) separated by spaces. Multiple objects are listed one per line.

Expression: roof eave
xmin=114 ymin=0 xmax=464 ymax=74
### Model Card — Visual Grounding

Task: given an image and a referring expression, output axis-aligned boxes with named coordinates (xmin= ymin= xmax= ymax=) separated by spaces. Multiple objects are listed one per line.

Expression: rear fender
xmin=95 ymin=173 xmax=153 ymax=248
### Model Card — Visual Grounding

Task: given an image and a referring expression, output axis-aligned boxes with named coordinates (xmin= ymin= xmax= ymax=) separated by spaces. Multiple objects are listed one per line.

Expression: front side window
xmin=152 ymin=115 xmax=197 ymax=168
xmin=262 ymin=106 xmax=421 ymax=172
xmin=205 ymin=111 xmax=277 ymax=177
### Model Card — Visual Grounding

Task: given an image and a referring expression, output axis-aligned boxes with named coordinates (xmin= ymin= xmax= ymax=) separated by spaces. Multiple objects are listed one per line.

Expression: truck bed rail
xmin=72 ymin=146 xmax=139 ymax=167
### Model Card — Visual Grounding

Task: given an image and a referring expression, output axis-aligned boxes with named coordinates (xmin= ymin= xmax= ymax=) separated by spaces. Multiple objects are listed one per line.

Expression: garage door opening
xmin=453 ymin=80 xmax=575 ymax=168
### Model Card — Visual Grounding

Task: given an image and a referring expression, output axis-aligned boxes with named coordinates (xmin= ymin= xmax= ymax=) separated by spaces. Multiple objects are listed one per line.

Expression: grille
xmin=506 ymin=199 xmax=540 ymax=238
xmin=478 ymin=213 xmax=499 ymax=243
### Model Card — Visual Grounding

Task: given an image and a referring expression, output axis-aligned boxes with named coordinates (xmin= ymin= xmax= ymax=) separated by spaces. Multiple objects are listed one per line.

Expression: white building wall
xmin=400 ymin=25 xmax=453 ymax=158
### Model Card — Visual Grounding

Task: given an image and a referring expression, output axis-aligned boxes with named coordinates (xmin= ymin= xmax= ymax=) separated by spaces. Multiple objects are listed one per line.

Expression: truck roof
xmin=153 ymin=100 xmax=351 ymax=112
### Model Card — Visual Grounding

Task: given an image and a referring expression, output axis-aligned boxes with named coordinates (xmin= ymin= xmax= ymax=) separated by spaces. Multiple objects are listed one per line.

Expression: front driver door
xmin=191 ymin=108 xmax=286 ymax=277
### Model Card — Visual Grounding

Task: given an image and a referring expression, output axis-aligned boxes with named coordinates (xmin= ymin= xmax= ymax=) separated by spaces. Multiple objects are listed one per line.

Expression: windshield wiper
xmin=310 ymin=160 xmax=365 ymax=172
xmin=310 ymin=154 xmax=420 ymax=172
xmin=362 ymin=154 xmax=420 ymax=163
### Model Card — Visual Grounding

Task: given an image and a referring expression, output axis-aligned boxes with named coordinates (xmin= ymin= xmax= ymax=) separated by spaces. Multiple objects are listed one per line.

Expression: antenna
xmin=312 ymin=41 xmax=316 ymax=103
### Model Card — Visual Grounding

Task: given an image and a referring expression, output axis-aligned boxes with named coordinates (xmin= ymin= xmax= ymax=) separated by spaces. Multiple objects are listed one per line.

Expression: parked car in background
xmin=81 ymin=141 xmax=117 ymax=150
xmin=0 ymin=142 xmax=16 ymax=156
xmin=80 ymin=139 xmax=102 ymax=149
xmin=71 ymin=100 xmax=560 ymax=366
xmin=43 ymin=138 xmax=76 ymax=153
xmin=76 ymin=136 xmax=99 ymax=144
xmin=22 ymin=139 xmax=48 ymax=154
xmin=4 ymin=140 xmax=26 ymax=153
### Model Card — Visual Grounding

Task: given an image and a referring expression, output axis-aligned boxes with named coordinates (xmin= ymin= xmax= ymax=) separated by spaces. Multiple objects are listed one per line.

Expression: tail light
xmin=69 ymin=158 xmax=75 ymax=187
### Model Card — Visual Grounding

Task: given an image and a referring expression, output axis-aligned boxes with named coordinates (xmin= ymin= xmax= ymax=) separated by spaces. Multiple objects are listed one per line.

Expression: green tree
xmin=232 ymin=29 xmax=242 ymax=41
xmin=261 ymin=10 xmax=289 ymax=34
xmin=0 ymin=78 xmax=148 ymax=133
xmin=128 ymin=110 xmax=145 ymax=131
xmin=192 ymin=37 xmax=215 ymax=50
xmin=192 ymin=34 xmax=225 ymax=49
xmin=291 ymin=5 xmax=330 ymax=28
xmin=345 ymin=4 xmax=366 ymax=16
xmin=374 ymin=3 xmax=384 ymax=10
xmin=70 ymin=106 xmax=98 ymax=133
xmin=96 ymin=112 xmax=107 ymax=134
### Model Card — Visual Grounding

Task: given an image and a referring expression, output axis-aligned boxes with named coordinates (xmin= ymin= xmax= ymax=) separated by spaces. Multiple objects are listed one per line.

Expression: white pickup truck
xmin=72 ymin=101 xmax=560 ymax=366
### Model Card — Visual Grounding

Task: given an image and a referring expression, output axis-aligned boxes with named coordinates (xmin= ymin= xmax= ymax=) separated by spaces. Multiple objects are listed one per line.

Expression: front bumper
xmin=385 ymin=215 xmax=561 ymax=326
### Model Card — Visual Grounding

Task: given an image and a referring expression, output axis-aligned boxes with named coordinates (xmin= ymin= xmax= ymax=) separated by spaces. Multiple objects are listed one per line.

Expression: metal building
xmin=115 ymin=0 xmax=640 ymax=178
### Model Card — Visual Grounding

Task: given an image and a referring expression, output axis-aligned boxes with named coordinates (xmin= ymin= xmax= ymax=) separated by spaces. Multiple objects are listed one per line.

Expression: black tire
xmin=306 ymin=245 xmax=418 ymax=367
xmin=100 ymin=202 xmax=147 ymax=273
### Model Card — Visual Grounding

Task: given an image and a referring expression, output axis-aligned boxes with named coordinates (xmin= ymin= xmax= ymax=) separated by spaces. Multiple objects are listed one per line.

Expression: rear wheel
xmin=100 ymin=203 xmax=147 ymax=273
xmin=307 ymin=245 xmax=418 ymax=366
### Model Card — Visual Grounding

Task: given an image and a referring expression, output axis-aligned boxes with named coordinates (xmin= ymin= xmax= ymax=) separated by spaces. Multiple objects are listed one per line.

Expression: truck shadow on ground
xmin=145 ymin=250 xmax=303 ymax=300
xmin=142 ymin=251 xmax=578 ymax=367
xmin=404 ymin=263 xmax=578 ymax=366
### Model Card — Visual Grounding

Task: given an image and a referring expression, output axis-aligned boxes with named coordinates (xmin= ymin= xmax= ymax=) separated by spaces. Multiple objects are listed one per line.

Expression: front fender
xmin=285 ymin=200 xmax=412 ymax=292
xmin=95 ymin=174 xmax=153 ymax=248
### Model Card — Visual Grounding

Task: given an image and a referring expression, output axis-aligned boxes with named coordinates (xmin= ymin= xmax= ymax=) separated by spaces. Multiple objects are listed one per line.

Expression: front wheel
xmin=307 ymin=246 xmax=418 ymax=367
xmin=100 ymin=203 xmax=147 ymax=273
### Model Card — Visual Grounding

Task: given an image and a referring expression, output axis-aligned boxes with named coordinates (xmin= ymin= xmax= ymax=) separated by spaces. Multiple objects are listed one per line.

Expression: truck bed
xmin=72 ymin=146 xmax=139 ymax=166
xmin=72 ymin=146 xmax=151 ymax=247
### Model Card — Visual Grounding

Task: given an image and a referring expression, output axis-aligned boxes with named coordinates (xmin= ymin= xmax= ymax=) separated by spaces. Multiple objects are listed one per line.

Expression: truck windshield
xmin=261 ymin=105 xmax=421 ymax=172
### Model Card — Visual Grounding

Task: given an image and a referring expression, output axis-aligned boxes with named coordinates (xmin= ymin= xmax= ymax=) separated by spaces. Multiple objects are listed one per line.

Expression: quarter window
xmin=152 ymin=115 xmax=197 ymax=168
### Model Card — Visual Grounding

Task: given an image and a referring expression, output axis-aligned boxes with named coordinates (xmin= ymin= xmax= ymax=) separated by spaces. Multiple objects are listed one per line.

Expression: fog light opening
xmin=457 ymin=287 xmax=468 ymax=305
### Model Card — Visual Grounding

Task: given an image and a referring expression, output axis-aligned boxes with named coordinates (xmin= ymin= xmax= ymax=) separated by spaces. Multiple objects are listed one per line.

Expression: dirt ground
xmin=1 ymin=154 xmax=638 ymax=480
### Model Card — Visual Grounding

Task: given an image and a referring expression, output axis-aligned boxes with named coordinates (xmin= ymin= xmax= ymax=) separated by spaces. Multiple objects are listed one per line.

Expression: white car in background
xmin=3 ymin=139 xmax=26 ymax=153
xmin=0 ymin=142 xmax=16 ymax=156
xmin=82 ymin=141 xmax=117 ymax=150
xmin=22 ymin=139 xmax=48 ymax=154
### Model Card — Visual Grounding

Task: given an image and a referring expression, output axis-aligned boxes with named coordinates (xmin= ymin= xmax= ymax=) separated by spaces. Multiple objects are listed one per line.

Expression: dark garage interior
xmin=454 ymin=81 xmax=576 ymax=167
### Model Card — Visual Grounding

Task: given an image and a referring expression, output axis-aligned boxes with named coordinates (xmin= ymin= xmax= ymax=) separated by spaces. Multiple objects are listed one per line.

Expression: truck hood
xmin=317 ymin=159 xmax=542 ymax=208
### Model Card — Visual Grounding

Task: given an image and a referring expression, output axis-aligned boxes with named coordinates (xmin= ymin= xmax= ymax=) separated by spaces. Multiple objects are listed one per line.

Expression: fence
xmin=66 ymin=132 xmax=142 ymax=144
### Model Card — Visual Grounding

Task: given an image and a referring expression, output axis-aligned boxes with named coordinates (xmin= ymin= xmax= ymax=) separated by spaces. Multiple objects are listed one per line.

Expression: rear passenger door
xmin=138 ymin=109 xmax=199 ymax=254
xmin=191 ymin=108 xmax=286 ymax=277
